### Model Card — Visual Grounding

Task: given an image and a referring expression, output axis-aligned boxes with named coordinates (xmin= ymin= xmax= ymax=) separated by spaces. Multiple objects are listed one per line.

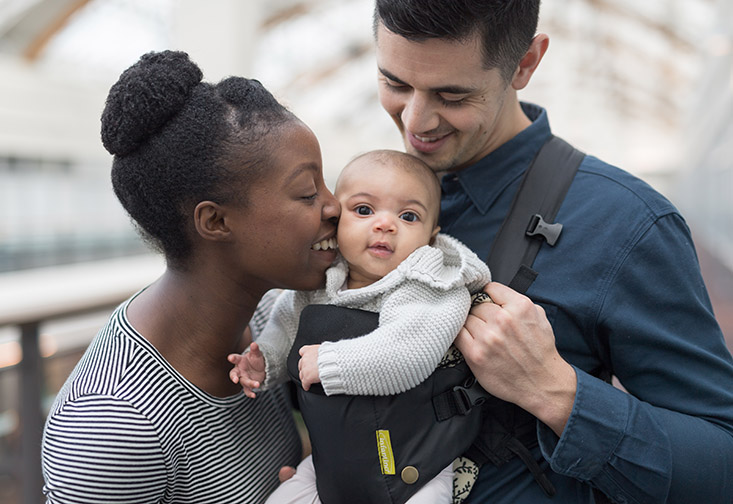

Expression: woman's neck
xmin=126 ymin=268 xmax=260 ymax=397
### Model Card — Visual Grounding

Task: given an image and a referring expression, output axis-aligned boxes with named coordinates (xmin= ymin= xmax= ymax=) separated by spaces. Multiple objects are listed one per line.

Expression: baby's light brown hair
xmin=336 ymin=149 xmax=442 ymax=228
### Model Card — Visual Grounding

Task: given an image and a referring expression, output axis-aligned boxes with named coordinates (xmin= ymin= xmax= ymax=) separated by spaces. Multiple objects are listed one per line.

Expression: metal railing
xmin=0 ymin=254 xmax=164 ymax=504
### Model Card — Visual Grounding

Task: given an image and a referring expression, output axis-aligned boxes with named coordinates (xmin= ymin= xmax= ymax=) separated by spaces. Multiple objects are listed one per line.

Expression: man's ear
xmin=194 ymin=201 xmax=231 ymax=241
xmin=429 ymin=225 xmax=441 ymax=246
xmin=511 ymin=33 xmax=549 ymax=91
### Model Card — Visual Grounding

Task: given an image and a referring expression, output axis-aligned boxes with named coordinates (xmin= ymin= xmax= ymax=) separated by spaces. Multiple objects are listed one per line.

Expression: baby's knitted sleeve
xmin=255 ymin=290 xmax=307 ymax=389
xmin=317 ymin=281 xmax=471 ymax=396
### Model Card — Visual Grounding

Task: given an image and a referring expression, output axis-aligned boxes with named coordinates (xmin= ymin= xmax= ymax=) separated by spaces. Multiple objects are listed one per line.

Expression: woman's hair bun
xmin=101 ymin=50 xmax=203 ymax=156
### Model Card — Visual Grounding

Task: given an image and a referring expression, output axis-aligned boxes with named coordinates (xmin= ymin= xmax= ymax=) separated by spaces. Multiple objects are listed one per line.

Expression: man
xmin=373 ymin=1 xmax=733 ymax=502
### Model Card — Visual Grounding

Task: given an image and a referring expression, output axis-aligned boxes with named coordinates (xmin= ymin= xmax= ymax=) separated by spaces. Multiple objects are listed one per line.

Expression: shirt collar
xmin=444 ymin=102 xmax=552 ymax=214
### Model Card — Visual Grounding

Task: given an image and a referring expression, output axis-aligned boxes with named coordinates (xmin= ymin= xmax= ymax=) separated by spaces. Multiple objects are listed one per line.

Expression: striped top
xmin=42 ymin=290 xmax=301 ymax=504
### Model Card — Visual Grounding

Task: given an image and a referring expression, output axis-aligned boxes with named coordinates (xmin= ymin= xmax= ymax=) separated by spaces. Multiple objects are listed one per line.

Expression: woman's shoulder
xmin=50 ymin=306 xmax=139 ymax=404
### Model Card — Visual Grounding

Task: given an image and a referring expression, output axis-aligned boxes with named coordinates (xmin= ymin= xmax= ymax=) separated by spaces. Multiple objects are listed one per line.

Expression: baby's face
xmin=335 ymin=158 xmax=439 ymax=289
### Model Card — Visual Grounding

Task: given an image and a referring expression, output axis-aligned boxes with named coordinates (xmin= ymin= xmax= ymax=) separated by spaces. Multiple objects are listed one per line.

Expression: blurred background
xmin=0 ymin=0 xmax=731 ymax=502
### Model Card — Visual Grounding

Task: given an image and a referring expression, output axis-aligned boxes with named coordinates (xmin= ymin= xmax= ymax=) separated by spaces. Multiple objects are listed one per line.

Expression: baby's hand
xmin=298 ymin=344 xmax=321 ymax=391
xmin=227 ymin=342 xmax=266 ymax=398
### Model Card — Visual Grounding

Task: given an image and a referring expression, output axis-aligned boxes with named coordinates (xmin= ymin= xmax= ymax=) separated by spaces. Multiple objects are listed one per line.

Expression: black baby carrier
xmin=286 ymin=304 xmax=485 ymax=503
xmin=286 ymin=135 xmax=585 ymax=503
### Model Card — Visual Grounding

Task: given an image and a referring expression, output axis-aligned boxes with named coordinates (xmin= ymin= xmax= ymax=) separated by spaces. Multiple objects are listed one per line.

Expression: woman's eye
xmin=355 ymin=206 xmax=373 ymax=216
xmin=400 ymin=212 xmax=418 ymax=222
xmin=302 ymin=193 xmax=317 ymax=201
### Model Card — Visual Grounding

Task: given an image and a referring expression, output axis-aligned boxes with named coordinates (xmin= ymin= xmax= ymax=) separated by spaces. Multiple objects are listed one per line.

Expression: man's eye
xmin=384 ymin=79 xmax=408 ymax=92
xmin=438 ymin=95 xmax=466 ymax=107
xmin=355 ymin=206 xmax=373 ymax=215
xmin=400 ymin=212 xmax=418 ymax=222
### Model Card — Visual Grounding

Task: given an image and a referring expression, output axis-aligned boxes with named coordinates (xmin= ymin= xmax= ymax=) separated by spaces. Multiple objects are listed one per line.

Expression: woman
xmin=41 ymin=50 xmax=339 ymax=503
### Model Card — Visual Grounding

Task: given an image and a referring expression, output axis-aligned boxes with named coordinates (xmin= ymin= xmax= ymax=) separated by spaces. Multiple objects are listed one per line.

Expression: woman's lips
xmin=311 ymin=237 xmax=337 ymax=251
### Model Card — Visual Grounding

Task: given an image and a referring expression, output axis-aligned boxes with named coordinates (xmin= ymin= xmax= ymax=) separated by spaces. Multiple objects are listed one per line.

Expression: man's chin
xmin=404 ymin=145 xmax=454 ymax=174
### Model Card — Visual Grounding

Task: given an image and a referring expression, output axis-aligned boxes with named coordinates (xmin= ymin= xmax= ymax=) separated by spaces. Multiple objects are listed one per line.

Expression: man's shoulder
xmin=572 ymin=154 xmax=679 ymax=220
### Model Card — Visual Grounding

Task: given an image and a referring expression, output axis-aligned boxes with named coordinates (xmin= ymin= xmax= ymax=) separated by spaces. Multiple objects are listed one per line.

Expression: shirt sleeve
xmin=537 ymin=213 xmax=733 ymax=503
xmin=317 ymin=281 xmax=472 ymax=396
xmin=43 ymin=395 xmax=166 ymax=504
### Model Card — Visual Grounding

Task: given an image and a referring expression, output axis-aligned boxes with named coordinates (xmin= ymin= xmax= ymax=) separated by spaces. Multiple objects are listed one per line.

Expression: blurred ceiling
xmin=0 ymin=0 xmax=725 ymax=187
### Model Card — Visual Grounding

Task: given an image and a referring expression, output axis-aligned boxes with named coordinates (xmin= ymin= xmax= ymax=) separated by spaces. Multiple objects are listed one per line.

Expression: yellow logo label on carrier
xmin=376 ymin=430 xmax=395 ymax=475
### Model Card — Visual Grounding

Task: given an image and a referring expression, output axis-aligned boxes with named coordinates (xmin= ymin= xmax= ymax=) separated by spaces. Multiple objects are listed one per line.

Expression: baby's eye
xmin=355 ymin=206 xmax=373 ymax=216
xmin=400 ymin=212 xmax=418 ymax=222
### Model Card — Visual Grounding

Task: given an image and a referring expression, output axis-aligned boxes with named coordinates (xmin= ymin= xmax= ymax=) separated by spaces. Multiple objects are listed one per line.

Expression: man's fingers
xmin=484 ymin=281 xmax=521 ymax=306
xmin=453 ymin=327 xmax=474 ymax=354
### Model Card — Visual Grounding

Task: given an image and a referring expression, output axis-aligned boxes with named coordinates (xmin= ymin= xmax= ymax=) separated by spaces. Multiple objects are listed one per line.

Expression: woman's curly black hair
xmin=101 ymin=50 xmax=295 ymax=269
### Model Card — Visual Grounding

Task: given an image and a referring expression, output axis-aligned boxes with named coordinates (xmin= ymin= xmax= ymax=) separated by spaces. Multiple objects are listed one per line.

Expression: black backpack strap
xmin=487 ymin=135 xmax=585 ymax=293
xmin=463 ymin=136 xmax=585 ymax=498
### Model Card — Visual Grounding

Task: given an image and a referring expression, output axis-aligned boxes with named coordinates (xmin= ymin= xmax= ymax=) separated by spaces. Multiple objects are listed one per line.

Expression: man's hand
xmin=298 ymin=344 xmax=321 ymax=391
xmin=454 ymin=282 xmax=577 ymax=436
xmin=227 ymin=342 xmax=266 ymax=398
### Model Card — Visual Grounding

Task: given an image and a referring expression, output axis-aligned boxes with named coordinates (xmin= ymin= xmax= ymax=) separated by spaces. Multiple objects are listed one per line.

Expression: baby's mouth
xmin=369 ymin=242 xmax=393 ymax=252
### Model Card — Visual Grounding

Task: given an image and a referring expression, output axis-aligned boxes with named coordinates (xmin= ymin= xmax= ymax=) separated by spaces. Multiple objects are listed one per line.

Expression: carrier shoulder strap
xmin=487 ymin=135 xmax=585 ymax=293
xmin=434 ymin=135 xmax=585 ymax=424
xmin=457 ymin=136 xmax=585 ymax=498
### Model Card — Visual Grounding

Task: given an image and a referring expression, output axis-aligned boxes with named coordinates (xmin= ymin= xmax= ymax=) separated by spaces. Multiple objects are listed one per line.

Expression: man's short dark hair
xmin=374 ymin=0 xmax=541 ymax=82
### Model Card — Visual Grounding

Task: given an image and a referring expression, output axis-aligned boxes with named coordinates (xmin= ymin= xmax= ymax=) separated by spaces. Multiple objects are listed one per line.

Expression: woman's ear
xmin=511 ymin=33 xmax=549 ymax=91
xmin=194 ymin=201 xmax=231 ymax=241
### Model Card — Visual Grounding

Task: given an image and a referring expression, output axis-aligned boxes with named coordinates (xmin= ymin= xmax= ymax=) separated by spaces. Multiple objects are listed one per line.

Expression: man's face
xmin=375 ymin=23 xmax=519 ymax=174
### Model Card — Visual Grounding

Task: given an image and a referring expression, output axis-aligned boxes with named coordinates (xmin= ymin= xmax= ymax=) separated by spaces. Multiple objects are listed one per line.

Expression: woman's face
xmin=228 ymin=121 xmax=339 ymax=292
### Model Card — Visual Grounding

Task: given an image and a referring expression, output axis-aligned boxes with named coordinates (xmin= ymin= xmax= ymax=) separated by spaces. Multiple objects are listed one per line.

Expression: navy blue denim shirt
xmin=446 ymin=104 xmax=733 ymax=504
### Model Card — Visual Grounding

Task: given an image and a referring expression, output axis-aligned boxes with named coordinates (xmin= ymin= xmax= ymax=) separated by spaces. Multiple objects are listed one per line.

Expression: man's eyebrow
xmin=379 ymin=66 xmax=476 ymax=95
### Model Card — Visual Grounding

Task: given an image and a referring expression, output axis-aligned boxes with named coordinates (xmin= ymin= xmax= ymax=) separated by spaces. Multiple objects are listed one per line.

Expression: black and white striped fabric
xmin=42 ymin=290 xmax=301 ymax=503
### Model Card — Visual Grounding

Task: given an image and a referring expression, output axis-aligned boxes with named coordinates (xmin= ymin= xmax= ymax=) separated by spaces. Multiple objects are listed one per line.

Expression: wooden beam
xmin=23 ymin=0 xmax=92 ymax=62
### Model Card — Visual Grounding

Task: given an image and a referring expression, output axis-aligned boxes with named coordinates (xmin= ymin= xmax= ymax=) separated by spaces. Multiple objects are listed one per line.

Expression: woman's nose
xmin=322 ymin=190 xmax=340 ymax=222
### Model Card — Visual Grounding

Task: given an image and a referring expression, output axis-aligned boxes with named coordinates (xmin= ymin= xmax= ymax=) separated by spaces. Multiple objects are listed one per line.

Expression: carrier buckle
xmin=452 ymin=376 xmax=487 ymax=415
xmin=526 ymin=214 xmax=562 ymax=246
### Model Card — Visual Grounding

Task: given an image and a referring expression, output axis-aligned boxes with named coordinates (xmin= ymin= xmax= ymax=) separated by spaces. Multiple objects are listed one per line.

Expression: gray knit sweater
xmin=255 ymin=233 xmax=491 ymax=396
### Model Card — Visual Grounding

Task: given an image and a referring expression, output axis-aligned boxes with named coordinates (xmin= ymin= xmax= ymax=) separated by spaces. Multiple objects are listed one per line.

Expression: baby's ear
xmin=429 ymin=226 xmax=441 ymax=245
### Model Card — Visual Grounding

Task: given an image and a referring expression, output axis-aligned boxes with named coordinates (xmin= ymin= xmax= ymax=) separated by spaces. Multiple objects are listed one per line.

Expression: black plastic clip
xmin=452 ymin=376 xmax=487 ymax=415
xmin=526 ymin=214 xmax=563 ymax=246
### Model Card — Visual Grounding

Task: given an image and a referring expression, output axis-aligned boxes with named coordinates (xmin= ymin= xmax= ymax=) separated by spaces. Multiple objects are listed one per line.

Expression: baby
xmin=229 ymin=149 xmax=491 ymax=503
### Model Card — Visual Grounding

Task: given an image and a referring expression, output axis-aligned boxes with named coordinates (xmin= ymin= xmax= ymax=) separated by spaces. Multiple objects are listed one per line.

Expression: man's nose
xmin=401 ymin=91 xmax=440 ymax=134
